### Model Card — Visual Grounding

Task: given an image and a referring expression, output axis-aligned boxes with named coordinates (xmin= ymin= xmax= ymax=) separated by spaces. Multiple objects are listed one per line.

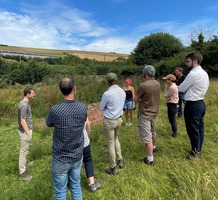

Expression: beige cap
xmin=162 ymin=74 xmax=176 ymax=81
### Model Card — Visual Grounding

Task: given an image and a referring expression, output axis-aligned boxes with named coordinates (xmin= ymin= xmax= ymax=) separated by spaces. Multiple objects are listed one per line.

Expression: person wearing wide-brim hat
xmin=162 ymin=74 xmax=179 ymax=138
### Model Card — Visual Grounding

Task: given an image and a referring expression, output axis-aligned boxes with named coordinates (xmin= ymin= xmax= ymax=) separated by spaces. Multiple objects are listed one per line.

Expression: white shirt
xmin=100 ymin=85 xmax=126 ymax=119
xmin=179 ymin=66 xmax=209 ymax=101
xmin=83 ymin=124 xmax=90 ymax=148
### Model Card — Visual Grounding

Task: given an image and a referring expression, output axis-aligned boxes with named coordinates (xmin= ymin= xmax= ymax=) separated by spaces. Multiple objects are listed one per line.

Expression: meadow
xmin=0 ymin=77 xmax=217 ymax=200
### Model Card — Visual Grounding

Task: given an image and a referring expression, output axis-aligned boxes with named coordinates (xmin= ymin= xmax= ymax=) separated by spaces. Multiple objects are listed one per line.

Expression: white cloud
xmin=73 ymin=37 xmax=137 ymax=53
xmin=0 ymin=7 xmax=133 ymax=53
xmin=206 ymin=2 xmax=218 ymax=12
xmin=0 ymin=11 xmax=60 ymax=48
xmin=1 ymin=1 xmax=218 ymax=54
xmin=134 ymin=19 xmax=218 ymax=47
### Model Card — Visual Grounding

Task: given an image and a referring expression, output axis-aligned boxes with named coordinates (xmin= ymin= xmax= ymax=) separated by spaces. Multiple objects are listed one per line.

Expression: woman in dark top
xmin=123 ymin=79 xmax=135 ymax=126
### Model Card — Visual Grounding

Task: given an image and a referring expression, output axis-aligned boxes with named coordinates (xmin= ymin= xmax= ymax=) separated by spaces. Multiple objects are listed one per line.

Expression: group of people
xmin=122 ymin=66 xmax=186 ymax=139
xmin=17 ymin=51 xmax=209 ymax=199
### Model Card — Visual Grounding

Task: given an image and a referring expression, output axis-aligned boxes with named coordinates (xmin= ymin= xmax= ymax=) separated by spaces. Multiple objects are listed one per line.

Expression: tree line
xmin=0 ymin=32 xmax=218 ymax=87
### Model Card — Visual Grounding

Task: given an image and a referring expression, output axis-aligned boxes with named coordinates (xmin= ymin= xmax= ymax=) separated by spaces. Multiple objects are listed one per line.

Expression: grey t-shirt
xmin=18 ymin=100 xmax=32 ymax=132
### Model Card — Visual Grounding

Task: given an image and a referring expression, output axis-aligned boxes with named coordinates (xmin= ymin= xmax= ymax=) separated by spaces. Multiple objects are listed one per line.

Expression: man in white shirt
xmin=100 ymin=73 xmax=126 ymax=175
xmin=179 ymin=52 xmax=209 ymax=159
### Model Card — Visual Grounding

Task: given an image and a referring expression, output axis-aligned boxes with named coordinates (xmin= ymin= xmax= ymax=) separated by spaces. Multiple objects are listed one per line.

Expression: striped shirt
xmin=46 ymin=100 xmax=87 ymax=163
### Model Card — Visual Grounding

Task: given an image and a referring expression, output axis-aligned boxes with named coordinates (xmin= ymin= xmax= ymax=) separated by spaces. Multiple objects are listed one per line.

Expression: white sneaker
xmin=126 ymin=123 xmax=129 ymax=126
xmin=129 ymin=122 xmax=133 ymax=126
xmin=20 ymin=171 xmax=33 ymax=182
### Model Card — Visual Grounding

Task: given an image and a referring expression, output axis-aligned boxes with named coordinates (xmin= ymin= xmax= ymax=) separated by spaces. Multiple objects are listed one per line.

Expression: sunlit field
xmin=0 ymin=45 xmax=129 ymax=61
xmin=0 ymin=78 xmax=217 ymax=200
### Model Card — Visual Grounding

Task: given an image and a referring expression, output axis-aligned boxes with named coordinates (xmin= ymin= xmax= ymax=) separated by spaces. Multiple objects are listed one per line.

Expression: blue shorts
xmin=124 ymin=100 xmax=133 ymax=109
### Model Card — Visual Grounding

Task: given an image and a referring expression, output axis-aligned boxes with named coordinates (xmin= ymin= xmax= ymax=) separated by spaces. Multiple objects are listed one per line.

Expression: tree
xmin=131 ymin=32 xmax=184 ymax=65
xmin=201 ymin=35 xmax=218 ymax=77
xmin=191 ymin=32 xmax=205 ymax=51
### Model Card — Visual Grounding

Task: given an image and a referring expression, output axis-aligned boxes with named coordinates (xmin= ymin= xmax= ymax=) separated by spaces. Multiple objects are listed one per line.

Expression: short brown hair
xmin=186 ymin=52 xmax=203 ymax=65
xmin=175 ymin=67 xmax=183 ymax=72
xmin=24 ymin=87 xmax=34 ymax=96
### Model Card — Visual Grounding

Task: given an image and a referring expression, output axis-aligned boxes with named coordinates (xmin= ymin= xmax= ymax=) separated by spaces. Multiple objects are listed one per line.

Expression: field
xmin=0 ymin=78 xmax=218 ymax=200
xmin=0 ymin=45 xmax=129 ymax=61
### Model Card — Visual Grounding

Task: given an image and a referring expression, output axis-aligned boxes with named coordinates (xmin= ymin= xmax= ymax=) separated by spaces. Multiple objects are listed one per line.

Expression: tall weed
xmin=0 ymin=78 xmax=218 ymax=200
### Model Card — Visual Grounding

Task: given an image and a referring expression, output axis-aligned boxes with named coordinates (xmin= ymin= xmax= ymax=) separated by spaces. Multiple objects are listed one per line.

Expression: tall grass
xmin=0 ymin=79 xmax=217 ymax=200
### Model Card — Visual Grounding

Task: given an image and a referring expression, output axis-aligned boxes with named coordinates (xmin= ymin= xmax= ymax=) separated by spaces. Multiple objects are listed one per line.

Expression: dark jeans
xmin=83 ymin=144 xmax=94 ymax=178
xmin=167 ymin=103 xmax=178 ymax=135
xmin=178 ymin=92 xmax=185 ymax=117
xmin=184 ymin=100 xmax=206 ymax=152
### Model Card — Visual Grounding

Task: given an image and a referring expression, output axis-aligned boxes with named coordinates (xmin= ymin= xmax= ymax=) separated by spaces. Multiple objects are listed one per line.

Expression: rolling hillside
xmin=0 ymin=45 xmax=129 ymax=61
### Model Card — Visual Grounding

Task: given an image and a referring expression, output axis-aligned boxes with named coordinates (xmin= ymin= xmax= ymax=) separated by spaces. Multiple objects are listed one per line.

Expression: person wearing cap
xmin=100 ymin=73 xmax=126 ymax=174
xmin=122 ymin=78 xmax=135 ymax=126
xmin=134 ymin=65 xmax=160 ymax=165
xmin=163 ymin=74 xmax=179 ymax=138
xmin=174 ymin=67 xmax=186 ymax=117
xmin=179 ymin=52 xmax=209 ymax=159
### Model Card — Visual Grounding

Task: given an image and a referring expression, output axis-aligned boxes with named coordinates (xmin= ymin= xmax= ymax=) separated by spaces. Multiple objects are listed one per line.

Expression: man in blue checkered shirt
xmin=46 ymin=77 xmax=87 ymax=200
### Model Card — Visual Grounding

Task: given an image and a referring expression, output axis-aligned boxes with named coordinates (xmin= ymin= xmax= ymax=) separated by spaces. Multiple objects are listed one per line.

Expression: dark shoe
xmin=171 ymin=132 xmax=177 ymax=138
xmin=89 ymin=180 xmax=102 ymax=192
xmin=20 ymin=171 xmax=33 ymax=182
xmin=140 ymin=157 xmax=154 ymax=166
xmin=186 ymin=150 xmax=201 ymax=160
xmin=116 ymin=160 xmax=124 ymax=169
xmin=26 ymin=161 xmax=34 ymax=167
xmin=105 ymin=167 xmax=118 ymax=175
xmin=153 ymin=147 xmax=158 ymax=153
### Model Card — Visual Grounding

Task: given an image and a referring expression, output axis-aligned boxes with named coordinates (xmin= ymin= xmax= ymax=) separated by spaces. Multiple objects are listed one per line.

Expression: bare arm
xmin=131 ymin=87 xmax=135 ymax=98
xmin=86 ymin=118 xmax=91 ymax=136
xmin=134 ymin=93 xmax=139 ymax=102
xmin=131 ymin=87 xmax=136 ymax=108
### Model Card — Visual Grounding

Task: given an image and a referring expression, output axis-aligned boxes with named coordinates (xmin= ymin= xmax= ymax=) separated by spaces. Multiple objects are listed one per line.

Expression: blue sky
xmin=0 ymin=0 xmax=218 ymax=54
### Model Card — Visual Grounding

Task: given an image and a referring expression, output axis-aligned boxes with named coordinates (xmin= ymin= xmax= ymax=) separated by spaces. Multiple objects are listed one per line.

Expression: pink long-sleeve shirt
xmin=164 ymin=83 xmax=179 ymax=104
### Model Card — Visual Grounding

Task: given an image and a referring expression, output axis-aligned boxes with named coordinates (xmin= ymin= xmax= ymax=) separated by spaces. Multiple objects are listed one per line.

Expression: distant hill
xmin=0 ymin=45 xmax=129 ymax=62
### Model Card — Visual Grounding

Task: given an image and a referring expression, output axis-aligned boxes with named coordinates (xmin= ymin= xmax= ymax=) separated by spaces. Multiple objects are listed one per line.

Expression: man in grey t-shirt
xmin=18 ymin=87 xmax=35 ymax=182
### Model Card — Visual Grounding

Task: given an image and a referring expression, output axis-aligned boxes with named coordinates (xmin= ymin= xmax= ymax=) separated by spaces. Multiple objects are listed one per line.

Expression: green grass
xmin=0 ymin=80 xmax=218 ymax=200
